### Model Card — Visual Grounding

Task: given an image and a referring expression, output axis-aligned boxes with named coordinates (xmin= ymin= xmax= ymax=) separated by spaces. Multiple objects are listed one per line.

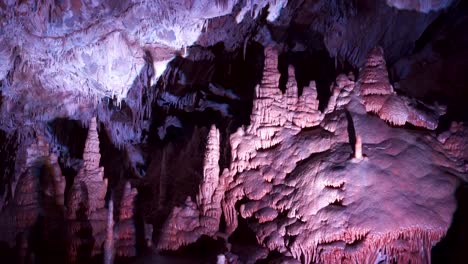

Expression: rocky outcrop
xmin=159 ymin=46 xmax=464 ymax=263
xmin=438 ymin=122 xmax=468 ymax=162
xmin=223 ymin=47 xmax=462 ymax=263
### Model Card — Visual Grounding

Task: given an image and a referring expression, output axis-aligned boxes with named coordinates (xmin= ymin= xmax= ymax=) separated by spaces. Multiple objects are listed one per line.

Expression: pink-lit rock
xmin=66 ymin=117 xmax=108 ymax=262
xmin=158 ymin=46 xmax=464 ymax=263
xmin=358 ymin=47 xmax=445 ymax=130
xmin=115 ymin=181 xmax=138 ymax=258
xmin=386 ymin=0 xmax=453 ymax=12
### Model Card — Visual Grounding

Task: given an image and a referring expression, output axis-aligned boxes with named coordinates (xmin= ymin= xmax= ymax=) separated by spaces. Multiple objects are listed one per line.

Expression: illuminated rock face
xmin=66 ymin=117 xmax=109 ymax=262
xmin=386 ymin=0 xmax=453 ymax=12
xmin=66 ymin=117 xmax=138 ymax=262
xmin=0 ymin=0 xmax=281 ymax=137
xmin=358 ymin=47 xmax=446 ymax=130
xmin=159 ymin=47 xmax=465 ymax=263
xmin=0 ymin=0 xmax=288 ymax=124
xmin=0 ymin=1 xmax=466 ymax=262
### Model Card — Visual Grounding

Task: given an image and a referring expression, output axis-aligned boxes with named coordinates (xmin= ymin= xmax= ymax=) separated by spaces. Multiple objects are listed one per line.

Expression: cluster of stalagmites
xmin=67 ymin=117 xmax=139 ymax=262
xmin=0 ymin=117 xmax=138 ymax=263
xmin=159 ymin=46 xmax=467 ymax=263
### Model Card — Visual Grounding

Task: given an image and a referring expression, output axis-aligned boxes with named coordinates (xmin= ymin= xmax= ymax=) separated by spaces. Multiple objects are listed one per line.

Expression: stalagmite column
xmin=354 ymin=136 xmax=363 ymax=160
xmin=197 ymin=125 xmax=221 ymax=214
xmin=104 ymin=198 xmax=114 ymax=264
xmin=115 ymin=181 xmax=138 ymax=258
xmin=48 ymin=152 xmax=66 ymax=207
xmin=158 ymin=125 xmax=227 ymax=251
xmin=67 ymin=117 xmax=107 ymax=219
xmin=0 ymin=133 xmax=68 ymax=263
xmin=66 ymin=117 xmax=109 ymax=262
xmin=359 ymin=47 xmax=393 ymax=96
xmin=14 ymin=135 xmax=48 ymax=262
xmin=359 ymin=47 xmax=443 ymax=129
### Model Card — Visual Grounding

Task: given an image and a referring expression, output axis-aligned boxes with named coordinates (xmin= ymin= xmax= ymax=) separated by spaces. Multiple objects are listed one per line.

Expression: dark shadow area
xmin=0 ymin=242 xmax=14 ymax=263
xmin=73 ymin=185 xmax=95 ymax=264
xmin=48 ymin=118 xmax=88 ymax=159
xmin=228 ymin=216 xmax=266 ymax=263
xmin=48 ymin=118 xmax=88 ymax=205
xmin=158 ymin=235 xmax=225 ymax=263
xmin=278 ymin=49 xmax=337 ymax=110
xmin=390 ymin=0 xmax=468 ymax=122
xmin=432 ymin=183 xmax=468 ymax=264
xmin=345 ymin=110 xmax=356 ymax=152
xmin=140 ymin=125 xmax=209 ymax=243
xmin=0 ymin=131 xmax=18 ymax=204
xmin=31 ymin=163 xmax=67 ymax=264
xmin=98 ymin=123 xmax=131 ymax=189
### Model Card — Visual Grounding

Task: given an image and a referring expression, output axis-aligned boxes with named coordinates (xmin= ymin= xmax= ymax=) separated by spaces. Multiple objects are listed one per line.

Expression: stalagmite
xmin=115 ymin=181 xmax=138 ymax=258
xmin=197 ymin=125 xmax=221 ymax=213
xmin=158 ymin=125 xmax=228 ymax=251
xmin=358 ymin=47 xmax=444 ymax=130
xmin=144 ymin=222 xmax=154 ymax=247
xmin=0 ymin=133 xmax=68 ymax=262
xmin=66 ymin=117 xmax=109 ymax=262
xmin=354 ymin=136 xmax=363 ymax=160
xmin=216 ymin=46 xmax=460 ymax=263
xmin=104 ymin=198 xmax=115 ymax=264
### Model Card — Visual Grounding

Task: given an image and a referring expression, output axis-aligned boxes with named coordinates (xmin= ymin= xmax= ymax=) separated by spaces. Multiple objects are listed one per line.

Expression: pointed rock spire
xmin=115 ymin=181 xmax=138 ymax=258
xmin=359 ymin=47 xmax=393 ymax=96
xmin=158 ymin=125 xmax=227 ymax=251
xmin=197 ymin=125 xmax=221 ymax=213
xmin=66 ymin=117 xmax=108 ymax=262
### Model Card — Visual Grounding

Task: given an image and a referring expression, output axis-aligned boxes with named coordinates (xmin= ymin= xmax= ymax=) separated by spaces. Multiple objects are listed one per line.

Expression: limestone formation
xmin=63 ymin=117 xmax=138 ymax=262
xmin=158 ymin=125 xmax=227 ymax=250
xmin=0 ymin=1 xmax=466 ymax=263
xmin=160 ymin=46 xmax=464 ymax=263
xmin=0 ymin=134 xmax=66 ymax=262
xmin=114 ymin=181 xmax=138 ymax=258
xmin=386 ymin=0 xmax=453 ymax=12
xmin=104 ymin=198 xmax=115 ymax=264
xmin=224 ymin=47 xmax=460 ymax=263
xmin=358 ymin=47 xmax=445 ymax=130
xmin=66 ymin=117 xmax=109 ymax=262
